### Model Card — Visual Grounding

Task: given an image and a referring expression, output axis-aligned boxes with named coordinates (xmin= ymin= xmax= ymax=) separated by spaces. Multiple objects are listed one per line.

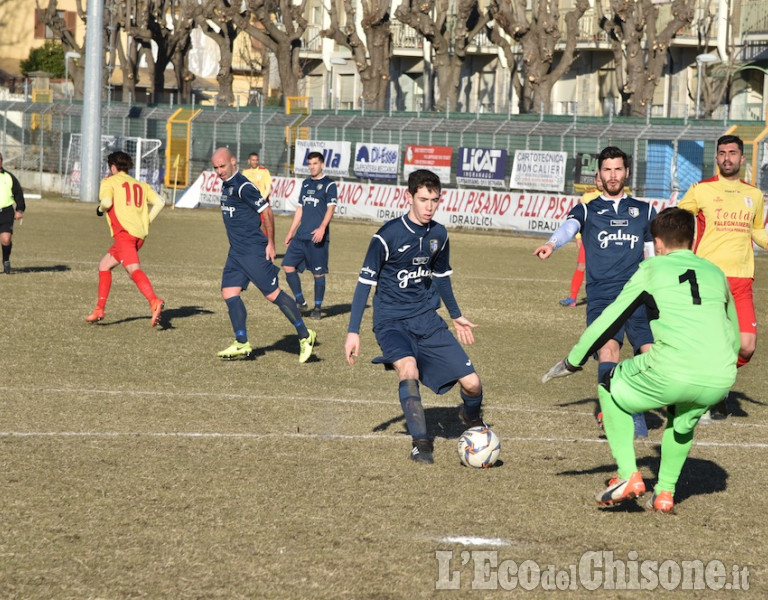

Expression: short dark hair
xmin=717 ymin=134 xmax=743 ymax=153
xmin=248 ymin=152 xmax=259 ymax=158
xmin=650 ymin=207 xmax=695 ymax=249
xmin=407 ymin=169 xmax=441 ymax=196
xmin=597 ymin=146 xmax=629 ymax=170
xmin=107 ymin=151 xmax=133 ymax=173
xmin=307 ymin=151 xmax=324 ymax=163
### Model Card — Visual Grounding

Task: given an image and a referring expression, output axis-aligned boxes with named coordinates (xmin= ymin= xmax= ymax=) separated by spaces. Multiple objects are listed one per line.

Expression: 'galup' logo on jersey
xmin=597 ymin=229 xmax=639 ymax=249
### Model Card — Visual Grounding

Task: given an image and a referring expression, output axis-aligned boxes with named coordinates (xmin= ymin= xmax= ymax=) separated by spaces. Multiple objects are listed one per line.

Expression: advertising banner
xmin=456 ymin=147 xmax=507 ymax=188
xmin=353 ymin=143 xmax=399 ymax=180
xmin=177 ymin=175 xmax=673 ymax=234
xmin=510 ymin=150 xmax=568 ymax=192
xmin=294 ymin=140 xmax=351 ymax=177
xmin=403 ymin=145 xmax=453 ymax=183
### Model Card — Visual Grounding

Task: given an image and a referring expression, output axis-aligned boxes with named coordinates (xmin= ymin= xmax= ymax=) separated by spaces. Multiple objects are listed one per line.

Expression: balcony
xmin=302 ymin=25 xmax=323 ymax=52
xmin=739 ymin=0 xmax=768 ymax=36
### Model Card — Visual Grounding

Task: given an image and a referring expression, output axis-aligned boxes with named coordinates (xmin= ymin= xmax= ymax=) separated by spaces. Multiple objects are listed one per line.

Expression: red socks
xmin=131 ymin=269 xmax=157 ymax=302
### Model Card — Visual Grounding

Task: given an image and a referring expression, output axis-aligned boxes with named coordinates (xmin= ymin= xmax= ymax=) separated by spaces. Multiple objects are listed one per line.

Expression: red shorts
xmin=727 ymin=277 xmax=756 ymax=334
xmin=109 ymin=231 xmax=144 ymax=266
xmin=576 ymin=238 xmax=585 ymax=264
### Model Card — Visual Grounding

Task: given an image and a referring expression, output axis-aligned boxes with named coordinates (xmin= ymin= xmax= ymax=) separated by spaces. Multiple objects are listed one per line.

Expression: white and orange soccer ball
xmin=457 ymin=426 xmax=500 ymax=468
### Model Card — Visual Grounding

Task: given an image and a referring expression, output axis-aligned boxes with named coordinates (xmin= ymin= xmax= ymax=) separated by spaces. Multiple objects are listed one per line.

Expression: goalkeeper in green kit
xmin=542 ymin=207 xmax=739 ymax=513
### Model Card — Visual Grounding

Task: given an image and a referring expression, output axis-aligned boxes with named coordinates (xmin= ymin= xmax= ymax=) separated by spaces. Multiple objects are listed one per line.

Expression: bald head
xmin=212 ymin=147 xmax=238 ymax=181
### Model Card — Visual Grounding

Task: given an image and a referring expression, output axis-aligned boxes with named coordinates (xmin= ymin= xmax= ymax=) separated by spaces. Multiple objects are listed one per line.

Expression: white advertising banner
xmin=510 ymin=150 xmax=568 ymax=192
xmin=175 ymin=170 xmax=223 ymax=208
xmin=294 ymin=140 xmax=352 ymax=177
xmin=176 ymin=174 xmax=674 ymax=234
xmin=353 ymin=142 xmax=399 ymax=180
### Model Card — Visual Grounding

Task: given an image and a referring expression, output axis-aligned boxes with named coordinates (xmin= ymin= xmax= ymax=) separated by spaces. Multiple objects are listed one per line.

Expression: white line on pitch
xmin=1 ymin=430 xmax=768 ymax=449
xmin=0 ymin=385 xmax=595 ymax=416
xmin=2 ymin=385 xmax=767 ymax=430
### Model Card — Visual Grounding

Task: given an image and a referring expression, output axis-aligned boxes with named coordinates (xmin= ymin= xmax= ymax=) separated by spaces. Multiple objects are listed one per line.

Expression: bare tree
xmin=36 ymin=0 xmax=89 ymax=97
xmin=122 ymin=0 xmax=196 ymax=104
xmin=597 ymin=0 xmax=695 ymax=117
xmin=321 ymin=0 xmax=391 ymax=111
xmin=395 ymin=0 xmax=489 ymax=111
xmin=686 ymin=2 xmax=733 ymax=119
xmin=489 ymin=0 xmax=589 ymax=114
xmin=190 ymin=0 xmax=240 ymax=106
xmin=227 ymin=0 xmax=309 ymax=101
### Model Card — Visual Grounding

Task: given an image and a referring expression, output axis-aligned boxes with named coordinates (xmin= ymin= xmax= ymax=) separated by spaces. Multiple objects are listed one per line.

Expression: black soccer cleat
xmin=459 ymin=405 xmax=487 ymax=428
xmin=410 ymin=439 xmax=434 ymax=464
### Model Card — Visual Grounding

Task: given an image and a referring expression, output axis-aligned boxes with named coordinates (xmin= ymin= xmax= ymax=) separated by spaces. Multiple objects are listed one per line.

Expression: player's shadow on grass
xmin=11 ymin=265 xmax=71 ymax=273
xmin=155 ymin=306 xmax=215 ymax=330
xmin=557 ymin=449 xmax=727 ymax=510
xmin=94 ymin=305 xmax=214 ymax=329
xmin=372 ymin=406 xmax=476 ymax=439
xmin=262 ymin=334 xmax=322 ymax=362
xmin=722 ymin=390 xmax=764 ymax=418
xmin=557 ymin=396 xmax=667 ymax=433
xmin=299 ymin=302 xmax=352 ymax=319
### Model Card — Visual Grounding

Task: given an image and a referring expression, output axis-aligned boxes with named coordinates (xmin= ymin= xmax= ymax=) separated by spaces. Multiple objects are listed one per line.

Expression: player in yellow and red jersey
xmin=85 ymin=151 xmax=166 ymax=327
xmin=678 ymin=134 xmax=768 ymax=373
xmin=241 ymin=152 xmax=272 ymax=200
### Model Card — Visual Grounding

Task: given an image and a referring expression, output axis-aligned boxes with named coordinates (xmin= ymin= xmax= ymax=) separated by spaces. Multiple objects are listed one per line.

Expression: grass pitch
xmin=1 ymin=198 xmax=767 ymax=598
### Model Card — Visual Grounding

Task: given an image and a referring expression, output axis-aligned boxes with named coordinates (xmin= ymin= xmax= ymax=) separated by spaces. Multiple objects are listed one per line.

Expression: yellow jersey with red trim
xmin=242 ymin=166 xmax=272 ymax=198
xmin=99 ymin=171 xmax=165 ymax=240
xmin=678 ymin=175 xmax=768 ymax=278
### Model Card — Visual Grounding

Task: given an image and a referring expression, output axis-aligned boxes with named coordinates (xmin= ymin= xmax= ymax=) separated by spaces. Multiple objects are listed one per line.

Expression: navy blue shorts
xmin=372 ymin=310 xmax=475 ymax=395
xmin=282 ymin=238 xmax=329 ymax=275
xmin=587 ymin=294 xmax=653 ymax=353
xmin=221 ymin=250 xmax=280 ymax=295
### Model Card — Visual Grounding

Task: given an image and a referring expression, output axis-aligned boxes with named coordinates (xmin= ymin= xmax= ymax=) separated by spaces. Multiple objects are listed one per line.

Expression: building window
xmin=34 ymin=9 xmax=76 ymax=39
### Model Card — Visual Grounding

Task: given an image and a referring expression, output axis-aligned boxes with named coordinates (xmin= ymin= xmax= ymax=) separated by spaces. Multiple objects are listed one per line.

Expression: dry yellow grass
xmin=1 ymin=198 xmax=766 ymax=598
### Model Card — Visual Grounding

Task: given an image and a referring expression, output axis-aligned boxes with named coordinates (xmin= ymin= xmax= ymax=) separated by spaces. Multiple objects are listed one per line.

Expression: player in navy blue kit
xmin=283 ymin=151 xmax=338 ymax=320
xmin=534 ymin=146 xmax=656 ymax=437
xmin=211 ymin=147 xmax=316 ymax=363
xmin=345 ymin=169 xmax=485 ymax=464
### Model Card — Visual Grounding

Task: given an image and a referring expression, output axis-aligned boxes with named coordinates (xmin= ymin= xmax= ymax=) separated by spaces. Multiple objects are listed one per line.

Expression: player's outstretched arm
xmin=345 ymin=333 xmax=360 ymax=365
xmin=453 ymin=316 xmax=477 ymax=345
xmin=541 ymin=358 xmax=582 ymax=383
xmin=533 ymin=242 xmax=554 ymax=259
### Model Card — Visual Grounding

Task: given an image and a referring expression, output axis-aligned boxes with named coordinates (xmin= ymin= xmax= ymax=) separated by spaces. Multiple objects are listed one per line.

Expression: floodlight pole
xmin=80 ymin=1 xmax=105 ymax=203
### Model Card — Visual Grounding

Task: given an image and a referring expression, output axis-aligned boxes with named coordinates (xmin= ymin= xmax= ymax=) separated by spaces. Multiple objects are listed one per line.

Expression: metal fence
xmin=1 ymin=98 xmax=765 ymax=199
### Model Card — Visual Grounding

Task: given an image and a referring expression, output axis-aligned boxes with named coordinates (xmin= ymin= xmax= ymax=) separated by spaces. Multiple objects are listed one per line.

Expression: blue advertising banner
xmin=294 ymin=140 xmax=351 ymax=177
xmin=456 ymin=147 xmax=508 ymax=188
xmin=354 ymin=143 xmax=399 ymax=180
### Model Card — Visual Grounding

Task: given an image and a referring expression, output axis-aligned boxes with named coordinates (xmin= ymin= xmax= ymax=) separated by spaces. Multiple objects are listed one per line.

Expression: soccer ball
xmin=457 ymin=426 xmax=500 ymax=468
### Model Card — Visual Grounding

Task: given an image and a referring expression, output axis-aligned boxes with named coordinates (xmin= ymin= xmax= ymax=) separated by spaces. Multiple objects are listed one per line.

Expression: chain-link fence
xmin=1 ymin=99 xmax=764 ymax=200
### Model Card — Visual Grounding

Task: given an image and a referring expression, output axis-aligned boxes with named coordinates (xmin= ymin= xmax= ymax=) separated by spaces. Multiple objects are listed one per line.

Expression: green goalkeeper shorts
xmin=606 ymin=353 xmax=730 ymax=435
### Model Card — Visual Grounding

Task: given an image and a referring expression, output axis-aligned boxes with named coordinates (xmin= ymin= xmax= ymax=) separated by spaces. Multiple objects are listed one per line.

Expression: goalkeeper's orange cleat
xmin=596 ymin=471 xmax=645 ymax=506
xmin=646 ymin=490 xmax=674 ymax=513
xmin=85 ymin=307 xmax=105 ymax=323
xmin=150 ymin=298 xmax=165 ymax=328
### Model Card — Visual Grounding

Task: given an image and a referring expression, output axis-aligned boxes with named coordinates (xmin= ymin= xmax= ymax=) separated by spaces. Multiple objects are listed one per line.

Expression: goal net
xmin=64 ymin=135 xmax=163 ymax=198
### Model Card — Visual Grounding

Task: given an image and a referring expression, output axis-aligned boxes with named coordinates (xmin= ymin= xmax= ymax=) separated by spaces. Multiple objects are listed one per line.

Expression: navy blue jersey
xmin=297 ymin=175 xmax=337 ymax=241
xmin=357 ymin=215 xmax=452 ymax=323
xmin=219 ymin=171 xmax=269 ymax=254
xmin=567 ymin=196 xmax=656 ymax=301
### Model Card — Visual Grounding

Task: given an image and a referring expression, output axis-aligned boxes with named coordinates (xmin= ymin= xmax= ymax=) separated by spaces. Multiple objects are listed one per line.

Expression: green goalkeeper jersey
xmin=567 ymin=249 xmax=739 ymax=389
